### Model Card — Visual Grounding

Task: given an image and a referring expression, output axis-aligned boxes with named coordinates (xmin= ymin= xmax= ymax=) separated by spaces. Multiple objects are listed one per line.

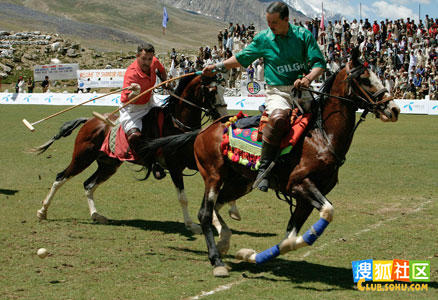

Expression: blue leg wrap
xmin=302 ymin=218 xmax=329 ymax=245
xmin=255 ymin=244 xmax=280 ymax=264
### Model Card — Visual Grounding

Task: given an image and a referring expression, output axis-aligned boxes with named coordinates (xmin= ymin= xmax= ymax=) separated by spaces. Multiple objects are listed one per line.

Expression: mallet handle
xmin=34 ymin=87 xmax=129 ymax=126
xmin=107 ymin=71 xmax=202 ymax=116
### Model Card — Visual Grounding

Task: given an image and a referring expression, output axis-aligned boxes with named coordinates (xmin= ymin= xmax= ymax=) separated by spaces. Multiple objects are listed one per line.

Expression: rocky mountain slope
xmin=162 ymin=0 xmax=309 ymax=29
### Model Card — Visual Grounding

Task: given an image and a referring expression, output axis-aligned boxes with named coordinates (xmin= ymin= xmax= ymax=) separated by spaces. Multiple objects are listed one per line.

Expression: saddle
xmin=100 ymin=107 xmax=166 ymax=161
xmin=221 ymin=109 xmax=311 ymax=170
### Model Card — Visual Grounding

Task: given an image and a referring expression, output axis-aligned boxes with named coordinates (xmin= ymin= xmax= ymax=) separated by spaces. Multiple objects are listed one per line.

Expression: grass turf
xmin=0 ymin=105 xmax=437 ymax=299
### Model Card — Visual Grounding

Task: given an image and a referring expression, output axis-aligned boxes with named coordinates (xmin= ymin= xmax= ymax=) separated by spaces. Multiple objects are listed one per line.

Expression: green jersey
xmin=235 ymin=24 xmax=326 ymax=86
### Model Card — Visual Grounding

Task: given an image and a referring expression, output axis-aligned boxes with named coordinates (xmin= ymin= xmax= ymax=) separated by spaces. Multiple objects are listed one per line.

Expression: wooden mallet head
xmin=22 ymin=119 xmax=35 ymax=132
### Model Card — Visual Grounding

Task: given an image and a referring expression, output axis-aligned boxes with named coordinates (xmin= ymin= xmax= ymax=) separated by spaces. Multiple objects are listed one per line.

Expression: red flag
xmin=320 ymin=2 xmax=325 ymax=31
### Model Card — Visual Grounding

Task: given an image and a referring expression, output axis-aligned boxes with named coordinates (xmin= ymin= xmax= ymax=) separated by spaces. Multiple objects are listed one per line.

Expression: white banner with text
xmin=1 ymin=93 xmax=437 ymax=115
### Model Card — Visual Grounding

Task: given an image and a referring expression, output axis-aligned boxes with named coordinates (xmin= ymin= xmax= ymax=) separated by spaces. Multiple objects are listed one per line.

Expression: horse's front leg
xmin=198 ymin=185 xmax=228 ymax=277
xmin=236 ymin=178 xmax=333 ymax=264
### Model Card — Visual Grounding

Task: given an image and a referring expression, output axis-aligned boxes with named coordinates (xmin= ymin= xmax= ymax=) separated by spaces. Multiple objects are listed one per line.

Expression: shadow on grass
xmin=169 ymin=246 xmax=352 ymax=290
xmin=0 ymin=189 xmax=19 ymax=195
xmin=230 ymin=228 xmax=277 ymax=238
xmin=108 ymin=219 xmax=198 ymax=239
xmin=230 ymin=259 xmax=354 ymax=291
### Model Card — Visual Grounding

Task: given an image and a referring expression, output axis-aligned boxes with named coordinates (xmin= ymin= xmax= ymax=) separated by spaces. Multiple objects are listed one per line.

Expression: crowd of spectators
xmin=315 ymin=15 xmax=438 ymax=99
xmin=167 ymin=22 xmax=263 ymax=90
xmin=168 ymin=15 xmax=438 ymax=100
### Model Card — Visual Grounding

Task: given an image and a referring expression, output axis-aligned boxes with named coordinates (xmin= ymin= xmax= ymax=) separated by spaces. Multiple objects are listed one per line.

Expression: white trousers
xmin=265 ymin=85 xmax=313 ymax=115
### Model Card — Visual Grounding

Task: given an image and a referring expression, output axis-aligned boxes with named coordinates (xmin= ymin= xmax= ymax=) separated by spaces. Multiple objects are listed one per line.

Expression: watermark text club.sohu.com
xmin=352 ymin=259 xmax=430 ymax=292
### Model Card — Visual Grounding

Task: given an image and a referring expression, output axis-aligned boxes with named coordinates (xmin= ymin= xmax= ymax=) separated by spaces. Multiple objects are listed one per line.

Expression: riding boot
xmin=255 ymin=141 xmax=279 ymax=192
xmin=255 ymin=108 xmax=290 ymax=192
xmin=127 ymin=129 xmax=166 ymax=180
xmin=127 ymin=128 xmax=143 ymax=158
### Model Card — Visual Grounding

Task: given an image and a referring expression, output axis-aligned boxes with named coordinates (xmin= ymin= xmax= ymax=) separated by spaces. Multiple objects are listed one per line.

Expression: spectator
xmin=41 ymin=76 xmax=50 ymax=93
xmin=246 ymin=64 xmax=254 ymax=81
xmin=15 ymin=76 xmax=25 ymax=93
xmin=27 ymin=77 xmax=35 ymax=93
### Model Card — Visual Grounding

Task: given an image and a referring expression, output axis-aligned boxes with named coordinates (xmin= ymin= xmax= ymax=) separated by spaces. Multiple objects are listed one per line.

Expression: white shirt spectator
xmin=256 ymin=63 xmax=264 ymax=81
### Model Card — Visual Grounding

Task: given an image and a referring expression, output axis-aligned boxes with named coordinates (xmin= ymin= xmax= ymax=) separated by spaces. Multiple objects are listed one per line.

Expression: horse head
xmin=198 ymin=74 xmax=228 ymax=119
xmin=346 ymin=47 xmax=400 ymax=122
xmin=173 ymin=74 xmax=227 ymax=127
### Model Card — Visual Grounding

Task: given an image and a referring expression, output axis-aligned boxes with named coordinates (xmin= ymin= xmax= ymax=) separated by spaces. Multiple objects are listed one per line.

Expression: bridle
xmin=167 ymin=75 xmax=224 ymax=131
xmin=302 ymin=62 xmax=395 ymax=167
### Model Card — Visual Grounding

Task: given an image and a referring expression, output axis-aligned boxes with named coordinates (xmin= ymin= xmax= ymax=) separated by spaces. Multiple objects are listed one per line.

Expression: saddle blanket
xmin=100 ymin=124 xmax=136 ymax=161
xmin=221 ymin=113 xmax=311 ymax=170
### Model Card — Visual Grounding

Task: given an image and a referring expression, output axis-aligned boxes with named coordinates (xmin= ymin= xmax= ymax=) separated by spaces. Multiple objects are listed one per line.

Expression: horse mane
xmin=318 ymin=68 xmax=342 ymax=105
xmin=174 ymin=74 xmax=197 ymax=96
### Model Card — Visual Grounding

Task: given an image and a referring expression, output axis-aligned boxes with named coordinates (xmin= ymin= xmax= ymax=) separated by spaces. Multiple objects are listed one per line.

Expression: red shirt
xmin=373 ymin=24 xmax=380 ymax=35
xmin=121 ymin=56 xmax=165 ymax=105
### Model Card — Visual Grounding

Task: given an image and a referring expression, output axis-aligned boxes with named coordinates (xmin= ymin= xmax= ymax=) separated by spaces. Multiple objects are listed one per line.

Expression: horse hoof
xmin=37 ymin=209 xmax=47 ymax=220
xmin=91 ymin=212 xmax=109 ymax=224
xmin=236 ymin=248 xmax=256 ymax=263
xmin=213 ymin=266 xmax=229 ymax=277
xmin=187 ymin=223 xmax=202 ymax=235
xmin=216 ymin=240 xmax=230 ymax=256
xmin=228 ymin=209 xmax=241 ymax=221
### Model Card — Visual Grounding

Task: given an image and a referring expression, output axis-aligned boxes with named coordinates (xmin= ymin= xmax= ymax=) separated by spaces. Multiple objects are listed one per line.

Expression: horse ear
xmin=351 ymin=47 xmax=361 ymax=67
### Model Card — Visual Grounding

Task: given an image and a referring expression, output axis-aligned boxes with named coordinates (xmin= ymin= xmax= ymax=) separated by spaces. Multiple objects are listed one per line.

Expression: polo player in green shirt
xmin=203 ymin=1 xmax=326 ymax=192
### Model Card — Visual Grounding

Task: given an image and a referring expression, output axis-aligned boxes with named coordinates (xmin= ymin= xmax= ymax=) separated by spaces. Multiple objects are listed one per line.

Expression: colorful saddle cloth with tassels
xmin=221 ymin=111 xmax=311 ymax=170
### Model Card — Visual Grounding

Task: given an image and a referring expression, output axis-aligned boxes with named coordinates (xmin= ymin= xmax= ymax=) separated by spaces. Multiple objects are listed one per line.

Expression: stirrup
xmin=257 ymin=177 xmax=269 ymax=192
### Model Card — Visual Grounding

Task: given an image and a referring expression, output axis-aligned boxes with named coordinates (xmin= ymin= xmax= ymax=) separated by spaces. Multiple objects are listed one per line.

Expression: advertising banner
xmin=77 ymin=69 xmax=125 ymax=89
xmin=240 ymin=80 xmax=266 ymax=98
xmin=1 ymin=93 xmax=437 ymax=116
xmin=33 ymin=64 xmax=79 ymax=81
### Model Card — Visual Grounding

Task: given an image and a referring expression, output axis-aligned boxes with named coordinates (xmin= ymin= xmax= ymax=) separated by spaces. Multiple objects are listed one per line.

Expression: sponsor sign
xmin=1 ymin=94 xmax=438 ymax=116
xmin=241 ymin=80 xmax=266 ymax=98
xmin=33 ymin=64 xmax=79 ymax=81
xmin=77 ymin=69 xmax=125 ymax=89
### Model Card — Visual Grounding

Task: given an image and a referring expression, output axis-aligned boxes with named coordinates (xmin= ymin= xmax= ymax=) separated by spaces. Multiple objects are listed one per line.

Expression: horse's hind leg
xmin=227 ymin=201 xmax=241 ymax=221
xmin=37 ymin=145 xmax=99 ymax=221
xmin=168 ymin=168 xmax=202 ymax=234
xmin=213 ymin=175 xmax=252 ymax=255
xmin=83 ymin=156 xmax=121 ymax=224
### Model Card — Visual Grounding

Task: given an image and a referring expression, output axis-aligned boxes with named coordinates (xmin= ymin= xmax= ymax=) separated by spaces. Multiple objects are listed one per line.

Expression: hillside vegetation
xmin=0 ymin=0 xmax=226 ymax=52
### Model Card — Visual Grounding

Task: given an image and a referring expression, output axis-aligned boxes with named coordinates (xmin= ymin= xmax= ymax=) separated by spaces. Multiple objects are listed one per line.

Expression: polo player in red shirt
xmin=120 ymin=43 xmax=167 ymax=178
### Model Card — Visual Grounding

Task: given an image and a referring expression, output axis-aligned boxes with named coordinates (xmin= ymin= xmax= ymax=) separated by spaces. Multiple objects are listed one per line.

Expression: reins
xmin=299 ymin=65 xmax=392 ymax=167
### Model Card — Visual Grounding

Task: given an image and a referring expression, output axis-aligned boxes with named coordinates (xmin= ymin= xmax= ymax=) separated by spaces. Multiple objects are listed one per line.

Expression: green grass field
xmin=0 ymin=105 xmax=437 ymax=299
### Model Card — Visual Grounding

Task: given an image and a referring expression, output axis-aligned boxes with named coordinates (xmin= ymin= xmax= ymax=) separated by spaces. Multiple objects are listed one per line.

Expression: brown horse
xmin=32 ymin=74 xmax=230 ymax=233
xmin=193 ymin=48 xmax=400 ymax=277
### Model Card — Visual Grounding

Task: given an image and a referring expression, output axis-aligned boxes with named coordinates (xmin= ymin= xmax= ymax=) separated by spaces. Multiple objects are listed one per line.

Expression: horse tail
xmin=27 ymin=117 xmax=89 ymax=155
xmin=139 ymin=130 xmax=200 ymax=159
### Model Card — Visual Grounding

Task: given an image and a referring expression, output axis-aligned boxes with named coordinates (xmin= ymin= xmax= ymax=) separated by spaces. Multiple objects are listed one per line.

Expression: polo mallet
xmin=22 ymin=87 xmax=129 ymax=132
xmin=92 ymin=71 xmax=204 ymax=126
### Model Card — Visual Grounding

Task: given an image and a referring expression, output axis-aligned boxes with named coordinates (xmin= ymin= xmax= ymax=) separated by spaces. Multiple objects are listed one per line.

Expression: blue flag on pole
xmin=162 ymin=7 xmax=169 ymax=28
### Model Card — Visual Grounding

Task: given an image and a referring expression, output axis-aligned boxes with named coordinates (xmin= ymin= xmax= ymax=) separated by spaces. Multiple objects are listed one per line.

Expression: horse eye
xmin=361 ymin=78 xmax=371 ymax=86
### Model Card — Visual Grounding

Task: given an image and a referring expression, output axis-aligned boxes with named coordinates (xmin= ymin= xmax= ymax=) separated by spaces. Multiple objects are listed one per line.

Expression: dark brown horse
xmin=193 ymin=48 xmax=400 ymax=277
xmin=32 ymin=74 xmax=230 ymax=233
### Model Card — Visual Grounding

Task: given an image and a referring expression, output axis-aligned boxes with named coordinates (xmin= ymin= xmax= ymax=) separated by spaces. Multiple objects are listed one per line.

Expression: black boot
xmin=255 ymin=141 xmax=279 ymax=192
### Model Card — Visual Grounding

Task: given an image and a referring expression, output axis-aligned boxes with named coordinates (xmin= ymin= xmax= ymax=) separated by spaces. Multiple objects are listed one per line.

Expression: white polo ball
xmin=37 ymin=248 xmax=48 ymax=259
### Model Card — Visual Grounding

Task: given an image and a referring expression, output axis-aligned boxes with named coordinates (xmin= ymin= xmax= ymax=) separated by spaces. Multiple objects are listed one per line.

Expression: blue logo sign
xmin=403 ymin=102 xmax=414 ymax=111
xmin=66 ymin=95 xmax=76 ymax=103
xmin=111 ymin=96 xmax=120 ymax=104
xmin=235 ymin=98 xmax=246 ymax=108
xmin=1 ymin=94 xmax=12 ymax=102
xmin=23 ymin=95 xmax=32 ymax=103
xmin=44 ymin=95 xmax=53 ymax=103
